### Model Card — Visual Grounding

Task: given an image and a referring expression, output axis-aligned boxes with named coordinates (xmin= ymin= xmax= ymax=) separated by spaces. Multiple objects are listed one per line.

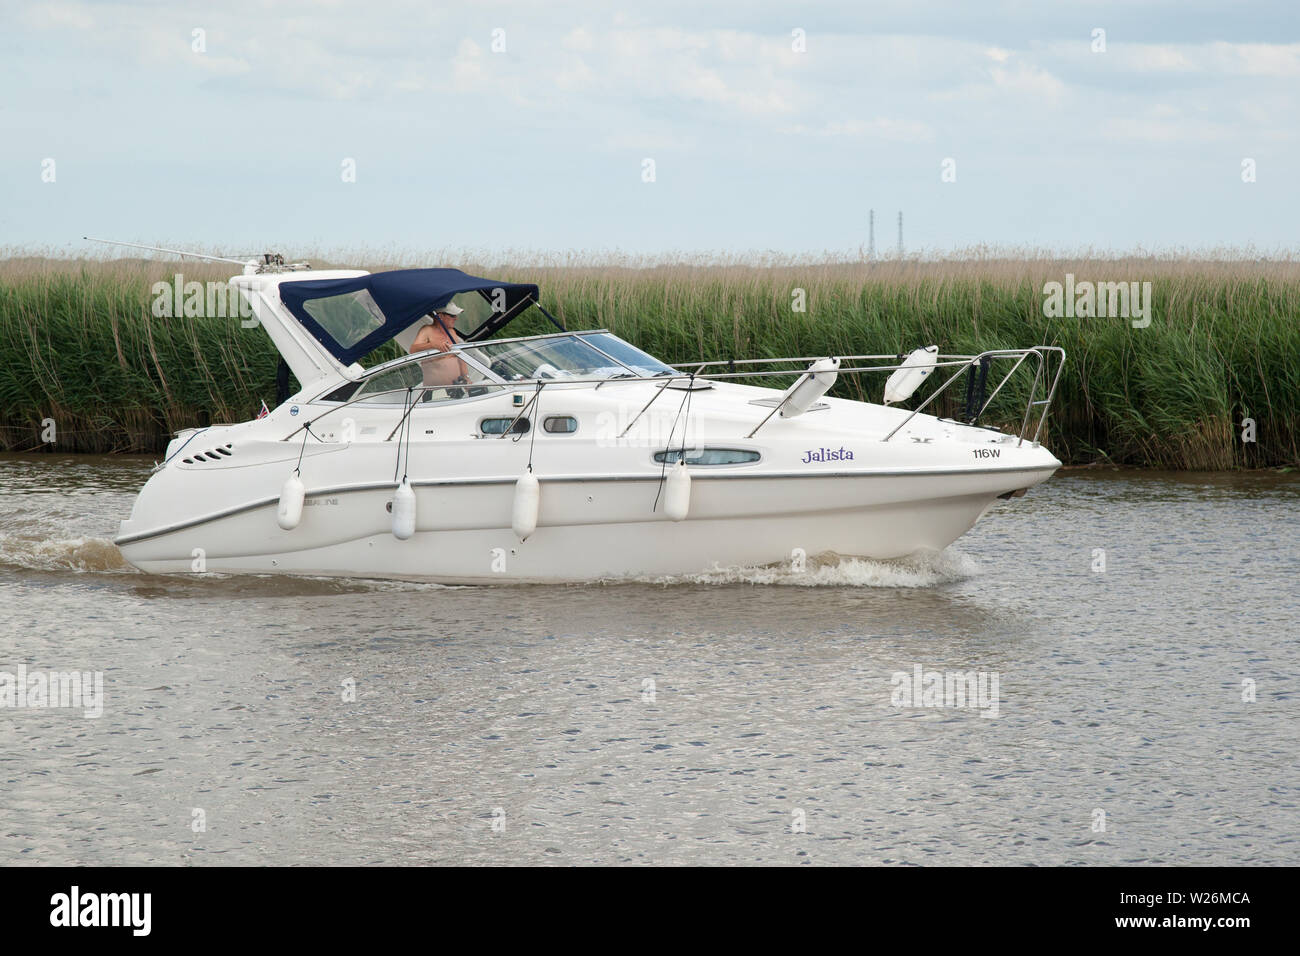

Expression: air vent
xmin=180 ymin=443 xmax=234 ymax=465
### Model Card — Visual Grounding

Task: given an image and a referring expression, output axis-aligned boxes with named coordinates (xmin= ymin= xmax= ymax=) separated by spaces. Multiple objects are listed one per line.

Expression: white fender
xmin=780 ymin=357 xmax=840 ymax=418
xmin=276 ymin=473 xmax=305 ymax=530
xmin=883 ymin=345 xmax=939 ymax=405
xmin=663 ymin=459 xmax=691 ymax=521
xmin=512 ymin=470 xmax=540 ymax=540
xmin=391 ymin=478 xmax=416 ymax=540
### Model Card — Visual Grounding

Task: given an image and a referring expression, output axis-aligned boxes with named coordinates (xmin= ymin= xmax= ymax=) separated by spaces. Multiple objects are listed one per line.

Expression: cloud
xmin=1047 ymin=38 xmax=1300 ymax=79
xmin=8 ymin=0 xmax=1299 ymax=255
xmin=989 ymin=62 xmax=1065 ymax=102
xmin=20 ymin=1 xmax=95 ymax=31
xmin=782 ymin=118 xmax=935 ymax=143
xmin=1207 ymin=41 xmax=1300 ymax=77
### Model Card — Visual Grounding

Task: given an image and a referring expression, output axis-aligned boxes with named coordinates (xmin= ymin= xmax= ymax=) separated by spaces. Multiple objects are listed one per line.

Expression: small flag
xmin=256 ymin=400 xmax=270 ymax=419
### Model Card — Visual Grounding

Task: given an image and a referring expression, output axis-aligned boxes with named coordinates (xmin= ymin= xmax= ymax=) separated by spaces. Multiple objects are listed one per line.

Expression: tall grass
xmin=0 ymin=259 xmax=277 ymax=452
xmin=1 ymin=253 xmax=1297 ymax=468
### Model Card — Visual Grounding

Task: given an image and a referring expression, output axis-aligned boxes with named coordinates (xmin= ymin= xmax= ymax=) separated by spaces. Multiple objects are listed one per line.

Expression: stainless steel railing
xmin=278 ymin=338 xmax=1066 ymax=449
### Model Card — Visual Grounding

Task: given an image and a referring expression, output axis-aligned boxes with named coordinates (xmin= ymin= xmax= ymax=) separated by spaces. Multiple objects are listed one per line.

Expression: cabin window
xmin=323 ymin=381 xmax=361 ymax=402
xmin=543 ymin=416 xmax=578 ymax=434
xmin=351 ymin=362 xmax=422 ymax=402
xmin=480 ymin=417 xmax=530 ymax=436
xmin=653 ymin=448 xmax=760 ymax=465
xmin=351 ymin=355 xmax=490 ymax=404
xmin=302 ymin=289 xmax=387 ymax=347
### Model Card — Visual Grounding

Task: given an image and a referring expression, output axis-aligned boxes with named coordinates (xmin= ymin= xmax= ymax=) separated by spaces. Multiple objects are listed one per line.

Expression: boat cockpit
xmin=316 ymin=330 xmax=681 ymax=406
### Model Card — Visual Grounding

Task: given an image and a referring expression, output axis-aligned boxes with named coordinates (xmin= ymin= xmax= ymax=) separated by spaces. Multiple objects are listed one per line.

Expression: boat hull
xmin=117 ymin=465 xmax=1057 ymax=583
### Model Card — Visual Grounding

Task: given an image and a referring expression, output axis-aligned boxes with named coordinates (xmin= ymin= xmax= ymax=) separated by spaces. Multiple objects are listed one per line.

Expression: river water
xmin=1 ymin=453 xmax=1296 ymax=866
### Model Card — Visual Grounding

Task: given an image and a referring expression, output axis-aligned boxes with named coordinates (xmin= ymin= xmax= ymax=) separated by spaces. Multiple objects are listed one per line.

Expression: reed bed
xmin=1 ymin=252 xmax=1297 ymax=468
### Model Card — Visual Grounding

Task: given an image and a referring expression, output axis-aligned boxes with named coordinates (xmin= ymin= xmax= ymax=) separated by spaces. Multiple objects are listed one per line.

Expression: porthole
xmin=480 ymin=417 xmax=529 ymax=436
xmin=543 ymin=416 xmax=578 ymax=434
xmin=653 ymin=448 xmax=761 ymax=465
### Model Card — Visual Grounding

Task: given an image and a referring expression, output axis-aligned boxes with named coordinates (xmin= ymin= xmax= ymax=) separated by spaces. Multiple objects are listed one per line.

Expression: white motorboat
xmin=114 ymin=263 xmax=1065 ymax=583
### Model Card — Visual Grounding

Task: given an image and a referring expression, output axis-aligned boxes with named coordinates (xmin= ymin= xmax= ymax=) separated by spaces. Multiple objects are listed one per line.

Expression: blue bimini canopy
xmin=279 ymin=268 xmax=541 ymax=365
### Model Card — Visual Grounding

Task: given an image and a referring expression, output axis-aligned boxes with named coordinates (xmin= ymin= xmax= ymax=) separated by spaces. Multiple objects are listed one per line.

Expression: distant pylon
xmin=868 ymin=209 xmax=875 ymax=259
xmin=897 ymin=211 xmax=903 ymax=257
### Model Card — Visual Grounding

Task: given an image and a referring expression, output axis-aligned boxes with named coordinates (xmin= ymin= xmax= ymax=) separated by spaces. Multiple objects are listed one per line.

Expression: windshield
xmin=579 ymin=333 xmax=677 ymax=376
xmin=463 ymin=335 xmax=629 ymax=382
xmin=461 ymin=333 xmax=676 ymax=382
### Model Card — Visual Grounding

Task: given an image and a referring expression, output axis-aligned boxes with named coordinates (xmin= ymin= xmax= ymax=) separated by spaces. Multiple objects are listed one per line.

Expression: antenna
xmin=83 ymin=237 xmax=310 ymax=274
xmin=84 ymin=237 xmax=248 ymax=265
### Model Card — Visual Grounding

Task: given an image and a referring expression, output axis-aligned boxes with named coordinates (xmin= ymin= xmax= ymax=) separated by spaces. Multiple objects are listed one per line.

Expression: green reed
xmin=1 ymin=255 xmax=1296 ymax=468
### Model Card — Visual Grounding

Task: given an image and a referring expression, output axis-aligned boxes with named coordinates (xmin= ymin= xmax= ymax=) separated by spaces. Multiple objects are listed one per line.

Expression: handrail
xmin=277 ymin=340 xmax=1066 ymax=449
xmin=879 ymin=348 xmax=1065 ymax=445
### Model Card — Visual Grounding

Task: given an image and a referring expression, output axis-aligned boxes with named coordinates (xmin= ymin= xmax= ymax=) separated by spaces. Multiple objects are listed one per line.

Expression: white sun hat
xmin=435 ymin=300 xmax=464 ymax=316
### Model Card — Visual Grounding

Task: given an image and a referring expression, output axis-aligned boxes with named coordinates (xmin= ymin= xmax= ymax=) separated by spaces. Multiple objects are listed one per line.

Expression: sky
xmin=1 ymin=0 xmax=1297 ymax=260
